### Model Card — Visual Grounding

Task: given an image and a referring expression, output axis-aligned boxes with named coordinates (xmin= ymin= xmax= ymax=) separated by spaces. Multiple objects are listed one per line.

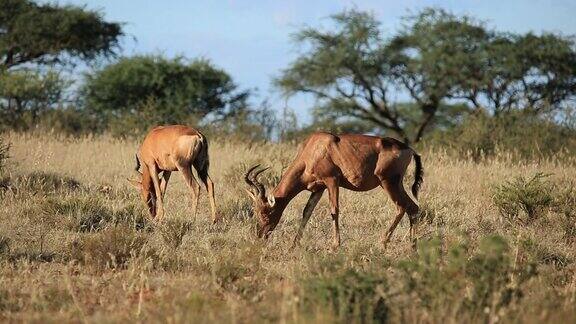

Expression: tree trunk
xmin=413 ymin=101 xmax=439 ymax=143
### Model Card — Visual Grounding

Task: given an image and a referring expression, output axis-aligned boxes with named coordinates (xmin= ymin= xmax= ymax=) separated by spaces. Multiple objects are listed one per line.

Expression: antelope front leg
xmin=383 ymin=207 xmax=405 ymax=249
xmin=292 ymin=190 xmax=324 ymax=249
xmin=326 ymin=180 xmax=340 ymax=249
xmin=148 ymin=165 xmax=165 ymax=221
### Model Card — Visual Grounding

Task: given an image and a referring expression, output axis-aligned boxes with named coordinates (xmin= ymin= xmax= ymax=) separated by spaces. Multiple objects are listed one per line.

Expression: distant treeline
xmin=1 ymin=1 xmax=575 ymax=158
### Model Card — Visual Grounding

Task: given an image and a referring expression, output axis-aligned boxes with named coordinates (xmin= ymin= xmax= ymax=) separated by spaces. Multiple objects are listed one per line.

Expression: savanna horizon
xmin=0 ymin=131 xmax=575 ymax=323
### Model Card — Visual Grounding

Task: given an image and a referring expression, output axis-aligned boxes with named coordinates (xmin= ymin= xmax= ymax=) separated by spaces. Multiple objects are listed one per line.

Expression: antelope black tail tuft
xmin=411 ymin=153 xmax=423 ymax=199
xmin=194 ymin=134 xmax=210 ymax=182
xmin=134 ymin=153 xmax=141 ymax=173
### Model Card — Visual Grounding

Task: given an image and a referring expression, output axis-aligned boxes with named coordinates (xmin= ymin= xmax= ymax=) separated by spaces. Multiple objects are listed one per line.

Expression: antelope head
xmin=244 ymin=164 xmax=278 ymax=238
xmin=127 ymin=154 xmax=156 ymax=216
xmin=127 ymin=154 xmax=145 ymax=191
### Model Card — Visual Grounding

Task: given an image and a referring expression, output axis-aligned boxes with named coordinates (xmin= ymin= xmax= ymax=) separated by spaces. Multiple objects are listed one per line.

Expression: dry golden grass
xmin=0 ymin=132 xmax=575 ymax=323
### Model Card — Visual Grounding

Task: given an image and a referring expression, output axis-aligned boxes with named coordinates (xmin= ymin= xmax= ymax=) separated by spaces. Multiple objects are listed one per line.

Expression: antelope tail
xmin=411 ymin=152 xmax=423 ymax=199
xmin=134 ymin=153 xmax=141 ymax=174
xmin=194 ymin=133 xmax=210 ymax=176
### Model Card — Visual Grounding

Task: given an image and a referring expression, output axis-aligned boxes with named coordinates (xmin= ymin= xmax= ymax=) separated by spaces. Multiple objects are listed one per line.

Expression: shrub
xmin=552 ymin=182 xmax=576 ymax=243
xmin=0 ymin=137 xmax=9 ymax=174
xmin=0 ymin=236 xmax=9 ymax=257
xmin=39 ymin=196 xmax=148 ymax=232
xmin=41 ymin=196 xmax=113 ymax=232
xmin=70 ymin=225 xmax=149 ymax=270
xmin=158 ymin=218 xmax=193 ymax=249
xmin=300 ymin=268 xmax=389 ymax=323
xmin=492 ymin=173 xmax=554 ymax=225
xmin=210 ymin=244 xmax=263 ymax=298
xmin=0 ymin=69 xmax=70 ymax=131
xmin=111 ymin=203 xmax=149 ymax=230
xmin=219 ymin=198 xmax=253 ymax=221
xmin=212 ymin=258 xmax=248 ymax=291
xmin=427 ymin=112 xmax=576 ymax=160
xmin=520 ymin=238 xmax=571 ymax=270
xmin=4 ymin=171 xmax=81 ymax=196
xmin=398 ymin=235 xmax=537 ymax=322
xmin=35 ymin=107 xmax=102 ymax=136
xmin=82 ymin=55 xmax=249 ymax=137
xmin=465 ymin=236 xmax=530 ymax=315
xmin=397 ymin=238 xmax=466 ymax=312
xmin=0 ymin=289 xmax=21 ymax=313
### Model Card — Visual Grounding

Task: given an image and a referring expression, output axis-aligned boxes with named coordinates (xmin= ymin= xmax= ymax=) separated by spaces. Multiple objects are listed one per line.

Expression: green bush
xmin=35 ymin=107 xmax=102 ymax=136
xmin=0 ymin=69 xmax=70 ymax=130
xmin=212 ymin=258 xmax=248 ymax=291
xmin=397 ymin=238 xmax=465 ymax=312
xmin=492 ymin=173 xmax=554 ymax=225
xmin=426 ymin=112 xmax=576 ymax=160
xmin=300 ymin=268 xmax=389 ymax=323
xmin=398 ymin=235 xmax=537 ymax=322
xmin=465 ymin=236 xmax=532 ymax=314
xmin=82 ymin=55 xmax=249 ymax=136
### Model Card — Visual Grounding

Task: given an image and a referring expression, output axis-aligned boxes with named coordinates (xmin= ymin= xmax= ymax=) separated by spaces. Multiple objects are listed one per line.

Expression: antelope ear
xmin=244 ymin=188 xmax=257 ymax=201
xmin=267 ymin=194 xmax=276 ymax=207
xmin=126 ymin=178 xmax=142 ymax=188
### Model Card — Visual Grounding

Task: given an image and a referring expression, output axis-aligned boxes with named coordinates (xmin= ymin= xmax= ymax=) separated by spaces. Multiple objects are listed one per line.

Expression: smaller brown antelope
xmin=244 ymin=132 xmax=423 ymax=248
xmin=128 ymin=125 xmax=217 ymax=222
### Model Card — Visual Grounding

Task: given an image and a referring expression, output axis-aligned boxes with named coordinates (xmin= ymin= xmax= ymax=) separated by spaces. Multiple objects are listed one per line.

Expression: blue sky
xmin=54 ymin=0 xmax=576 ymax=123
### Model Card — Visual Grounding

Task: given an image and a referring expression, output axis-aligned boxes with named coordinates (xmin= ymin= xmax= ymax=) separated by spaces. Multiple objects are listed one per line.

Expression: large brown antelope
xmin=128 ymin=125 xmax=217 ymax=222
xmin=244 ymin=132 xmax=423 ymax=248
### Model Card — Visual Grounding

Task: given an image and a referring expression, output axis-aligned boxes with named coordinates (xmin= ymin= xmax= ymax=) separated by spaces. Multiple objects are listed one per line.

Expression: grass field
xmin=0 ymin=132 xmax=575 ymax=323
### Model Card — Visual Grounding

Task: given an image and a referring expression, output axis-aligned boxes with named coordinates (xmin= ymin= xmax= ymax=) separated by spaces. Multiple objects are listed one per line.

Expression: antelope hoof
xmin=411 ymin=238 xmax=418 ymax=251
xmin=382 ymin=239 xmax=390 ymax=250
xmin=290 ymin=237 xmax=302 ymax=250
xmin=330 ymin=241 xmax=340 ymax=251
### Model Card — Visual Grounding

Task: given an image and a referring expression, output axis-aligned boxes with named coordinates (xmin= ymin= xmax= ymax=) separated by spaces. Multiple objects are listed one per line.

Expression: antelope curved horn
xmin=252 ymin=167 xmax=270 ymax=199
xmin=244 ymin=164 xmax=261 ymax=195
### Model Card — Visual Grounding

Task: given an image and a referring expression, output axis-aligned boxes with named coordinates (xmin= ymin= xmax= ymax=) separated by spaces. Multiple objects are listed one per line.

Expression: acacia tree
xmin=462 ymin=33 xmax=576 ymax=115
xmin=388 ymin=9 xmax=489 ymax=141
xmin=0 ymin=0 xmax=122 ymax=70
xmin=276 ymin=9 xmax=482 ymax=143
xmin=278 ymin=8 xmax=576 ymax=143
xmin=392 ymin=9 xmax=576 ymax=118
xmin=0 ymin=0 xmax=122 ymax=129
xmin=276 ymin=10 xmax=413 ymax=141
